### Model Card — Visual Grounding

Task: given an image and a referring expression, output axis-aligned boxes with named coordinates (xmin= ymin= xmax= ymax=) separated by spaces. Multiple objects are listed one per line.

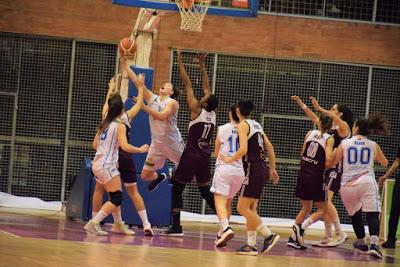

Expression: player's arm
xmin=197 ymin=53 xmax=212 ymax=107
xmin=291 ymin=96 xmax=319 ymax=126
xmin=101 ymin=77 xmax=117 ymax=118
xmin=92 ymin=132 xmax=100 ymax=150
xmin=142 ymin=99 xmax=178 ymax=121
xmin=263 ymin=133 xmax=279 ymax=184
xmin=126 ymin=74 xmax=145 ymax=120
xmin=220 ymin=121 xmax=248 ymax=163
xmin=325 ymin=137 xmax=336 ymax=167
xmin=328 ymin=144 xmax=343 ymax=168
xmin=310 ymin=96 xmax=350 ymax=138
xmin=214 ymin=128 xmax=222 ymax=159
xmin=177 ymin=49 xmax=201 ymax=116
xmin=379 ymin=154 xmax=400 ymax=187
xmin=117 ymin=123 xmax=149 ymax=154
xmin=375 ymin=144 xmax=388 ymax=167
xmin=120 ymin=56 xmax=153 ymax=102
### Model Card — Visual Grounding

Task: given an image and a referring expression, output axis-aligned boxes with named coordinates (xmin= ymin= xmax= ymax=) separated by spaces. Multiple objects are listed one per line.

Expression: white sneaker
xmin=327 ymin=232 xmax=348 ymax=247
xmin=215 ymin=227 xmax=234 ymax=248
xmin=84 ymin=220 xmax=108 ymax=236
xmin=312 ymin=237 xmax=333 ymax=247
xmin=144 ymin=225 xmax=154 ymax=237
xmin=111 ymin=222 xmax=135 ymax=236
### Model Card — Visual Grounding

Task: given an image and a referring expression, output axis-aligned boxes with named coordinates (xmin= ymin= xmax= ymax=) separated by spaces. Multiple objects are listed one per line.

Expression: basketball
xmin=119 ymin=37 xmax=136 ymax=57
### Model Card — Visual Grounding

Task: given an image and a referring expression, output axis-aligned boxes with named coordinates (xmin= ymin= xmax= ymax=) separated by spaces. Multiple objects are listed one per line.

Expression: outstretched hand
xmin=139 ymin=144 xmax=150 ymax=153
xmin=177 ymin=48 xmax=183 ymax=63
xmin=309 ymin=96 xmax=322 ymax=111
xmin=194 ymin=52 xmax=207 ymax=64
xmin=269 ymin=168 xmax=279 ymax=185
xmin=378 ymin=175 xmax=387 ymax=187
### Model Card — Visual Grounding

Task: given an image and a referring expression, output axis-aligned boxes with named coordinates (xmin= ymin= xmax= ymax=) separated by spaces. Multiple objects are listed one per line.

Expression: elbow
xmin=382 ymin=159 xmax=389 ymax=167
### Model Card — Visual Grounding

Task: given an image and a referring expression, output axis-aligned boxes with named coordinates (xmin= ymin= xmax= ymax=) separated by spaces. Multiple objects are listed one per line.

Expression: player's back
xmin=93 ymin=121 xmax=120 ymax=166
xmin=216 ymin=122 xmax=242 ymax=168
xmin=186 ymin=109 xmax=216 ymax=157
xmin=342 ymin=136 xmax=376 ymax=184
xmin=244 ymin=119 xmax=265 ymax=163
xmin=299 ymin=129 xmax=331 ymax=178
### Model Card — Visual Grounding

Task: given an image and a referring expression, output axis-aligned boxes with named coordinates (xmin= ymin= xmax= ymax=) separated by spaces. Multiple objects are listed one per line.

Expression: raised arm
xmin=197 ymin=53 xmax=212 ymax=106
xmin=142 ymin=98 xmax=179 ymax=121
xmin=291 ymin=96 xmax=319 ymax=125
xmin=120 ymin=56 xmax=153 ymax=102
xmin=177 ymin=49 xmax=201 ymax=117
xmin=117 ymin=123 xmax=149 ymax=154
xmin=263 ymin=133 xmax=279 ymax=184
xmin=126 ymin=74 xmax=145 ymax=120
xmin=101 ymin=77 xmax=117 ymax=118
xmin=220 ymin=121 xmax=248 ymax=164
xmin=92 ymin=132 xmax=100 ymax=150
xmin=310 ymin=96 xmax=350 ymax=138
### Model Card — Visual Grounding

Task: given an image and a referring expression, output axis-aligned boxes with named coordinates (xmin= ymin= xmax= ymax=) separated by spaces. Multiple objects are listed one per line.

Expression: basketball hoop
xmin=175 ymin=0 xmax=212 ymax=32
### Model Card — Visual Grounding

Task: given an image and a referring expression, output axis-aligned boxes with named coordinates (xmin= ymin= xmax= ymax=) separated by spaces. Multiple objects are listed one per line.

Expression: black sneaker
xmin=293 ymin=224 xmax=304 ymax=246
xmin=353 ymin=239 xmax=369 ymax=252
xmin=159 ymin=225 xmax=184 ymax=237
xmin=286 ymin=237 xmax=307 ymax=250
xmin=261 ymin=233 xmax=280 ymax=254
xmin=368 ymin=244 xmax=383 ymax=259
xmin=215 ymin=227 xmax=234 ymax=248
xmin=382 ymin=240 xmax=396 ymax=249
xmin=235 ymin=244 xmax=258 ymax=256
xmin=148 ymin=173 xmax=167 ymax=192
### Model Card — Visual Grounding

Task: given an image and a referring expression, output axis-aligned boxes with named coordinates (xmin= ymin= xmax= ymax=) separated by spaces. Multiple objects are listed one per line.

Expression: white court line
xmin=0 ymin=230 xmax=21 ymax=238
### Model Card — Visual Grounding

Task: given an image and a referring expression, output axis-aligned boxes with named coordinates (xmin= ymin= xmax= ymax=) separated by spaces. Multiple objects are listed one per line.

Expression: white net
xmin=175 ymin=0 xmax=212 ymax=32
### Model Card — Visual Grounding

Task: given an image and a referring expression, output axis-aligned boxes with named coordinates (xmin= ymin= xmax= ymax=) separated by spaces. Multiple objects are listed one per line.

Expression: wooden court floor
xmin=0 ymin=208 xmax=399 ymax=267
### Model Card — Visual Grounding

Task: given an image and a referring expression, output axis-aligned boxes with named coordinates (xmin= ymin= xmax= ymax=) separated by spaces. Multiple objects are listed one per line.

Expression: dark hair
xmin=319 ymin=113 xmax=333 ymax=133
xmin=237 ymin=99 xmax=254 ymax=117
xmin=171 ymin=85 xmax=180 ymax=99
xmin=230 ymin=103 xmax=239 ymax=123
xmin=205 ymin=94 xmax=219 ymax=112
xmin=355 ymin=113 xmax=389 ymax=136
xmin=97 ymin=94 xmax=124 ymax=133
xmin=336 ymin=103 xmax=354 ymax=129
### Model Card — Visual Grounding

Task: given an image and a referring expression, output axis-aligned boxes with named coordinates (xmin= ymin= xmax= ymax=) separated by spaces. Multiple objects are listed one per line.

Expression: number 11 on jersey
xmin=228 ymin=135 xmax=239 ymax=153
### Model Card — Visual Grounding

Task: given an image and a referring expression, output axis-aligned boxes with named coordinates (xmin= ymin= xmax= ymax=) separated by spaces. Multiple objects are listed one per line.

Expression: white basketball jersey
xmin=148 ymin=95 xmax=182 ymax=144
xmin=216 ymin=122 xmax=242 ymax=168
xmin=342 ymin=135 xmax=377 ymax=184
xmin=93 ymin=121 xmax=120 ymax=166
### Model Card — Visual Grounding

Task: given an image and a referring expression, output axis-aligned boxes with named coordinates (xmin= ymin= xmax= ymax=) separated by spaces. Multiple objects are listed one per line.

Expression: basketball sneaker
xmin=84 ymin=220 xmax=108 ymax=236
xmin=261 ymin=233 xmax=280 ymax=254
xmin=382 ymin=239 xmax=396 ymax=249
xmin=144 ymin=225 xmax=154 ymax=237
xmin=286 ymin=237 xmax=306 ymax=250
xmin=148 ymin=173 xmax=167 ymax=192
xmin=312 ymin=237 xmax=333 ymax=247
xmin=160 ymin=225 xmax=184 ymax=236
xmin=353 ymin=239 xmax=369 ymax=252
xmin=235 ymin=244 xmax=258 ymax=256
xmin=368 ymin=244 xmax=383 ymax=259
xmin=111 ymin=222 xmax=135 ymax=236
xmin=327 ymin=232 xmax=348 ymax=247
xmin=215 ymin=227 xmax=234 ymax=248
xmin=293 ymin=224 xmax=304 ymax=246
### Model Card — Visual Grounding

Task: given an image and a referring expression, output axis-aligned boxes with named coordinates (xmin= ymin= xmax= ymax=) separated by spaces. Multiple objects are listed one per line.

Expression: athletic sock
xmin=112 ymin=210 xmax=123 ymax=224
xmin=301 ymin=218 xmax=314 ymax=230
xmin=324 ymin=222 xmax=333 ymax=238
xmin=138 ymin=210 xmax=150 ymax=228
xmin=92 ymin=211 xmax=98 ymax=219
xmin=247 ymin=231 xmax=257 ymax=247
xmin=172 ymin=210 xmax=181 ymax=228
xmin=220 ymin=218 xmax=229 ymax=232
xmin=333 ymin=220 xmax=342 ymax=235
xmin=92 ymin=210 xmax=108 ymax=224
xmin=256 ymin=224 xmax=272 ymax=238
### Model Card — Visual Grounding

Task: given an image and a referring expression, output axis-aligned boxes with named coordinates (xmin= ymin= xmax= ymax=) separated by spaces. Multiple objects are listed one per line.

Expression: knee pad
xmin=109 ymin=190 xmax=123 ymax=207
xmin=172 ymin=181 xmax=185 ymax=209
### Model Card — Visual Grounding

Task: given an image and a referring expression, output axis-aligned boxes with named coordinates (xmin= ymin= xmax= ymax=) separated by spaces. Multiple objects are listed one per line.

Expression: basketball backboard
xmin=113 ymin=0 xmax=259 ymax=17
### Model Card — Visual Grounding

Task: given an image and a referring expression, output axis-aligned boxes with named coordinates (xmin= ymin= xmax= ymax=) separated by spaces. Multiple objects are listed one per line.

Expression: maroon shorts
xmin=173 ymin=150 xmax=211 ymax=184
xmin=324 ymin=167 xmax=342 ymax=194
xmin=295 ymin=174 xmax=326 ymax=202
xmin=240 ymin=161 xmax=268 ymax=199
xmin=118 ymin=155 xmax=137 ymax=184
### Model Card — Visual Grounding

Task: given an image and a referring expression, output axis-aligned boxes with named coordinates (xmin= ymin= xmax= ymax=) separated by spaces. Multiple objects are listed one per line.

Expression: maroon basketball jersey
xmin=327 ymin=126 xmax=349 ymax=148
xmin=119 ymin=112 xmax=132 ymax=158
xmin=185 ymin=109 xmax=216 ymax=157
xmin=244 ymin=119 xmax=265 ymax=163
xmin=299 ymin=130 xmax=331 ymax=178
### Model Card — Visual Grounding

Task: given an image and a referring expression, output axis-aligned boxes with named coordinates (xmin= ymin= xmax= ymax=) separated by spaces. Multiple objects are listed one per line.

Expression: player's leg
xmin=235 ymin=197 xmax=259 ymax=255
xmin=383 ymin=179 xmax=400 ymax=248
xmin=92 ymin=181 xmax=105 ymax=218
xmin=291 ymin=200 xmax=312 ymax=247
xmin=141 ymin=143 xmax=168 ymax=188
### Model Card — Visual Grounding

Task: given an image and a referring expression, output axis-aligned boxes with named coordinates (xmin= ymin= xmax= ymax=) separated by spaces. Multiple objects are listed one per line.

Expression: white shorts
xmin=210 ymin=164 xmax=245 ymax=198
xmin=92 ymin=163 xmax=120 ymax=185
xmin=340 ymin=175 xmax=381 ymax=216
xmin=143 ymin=141 xmax=184 ymax=171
